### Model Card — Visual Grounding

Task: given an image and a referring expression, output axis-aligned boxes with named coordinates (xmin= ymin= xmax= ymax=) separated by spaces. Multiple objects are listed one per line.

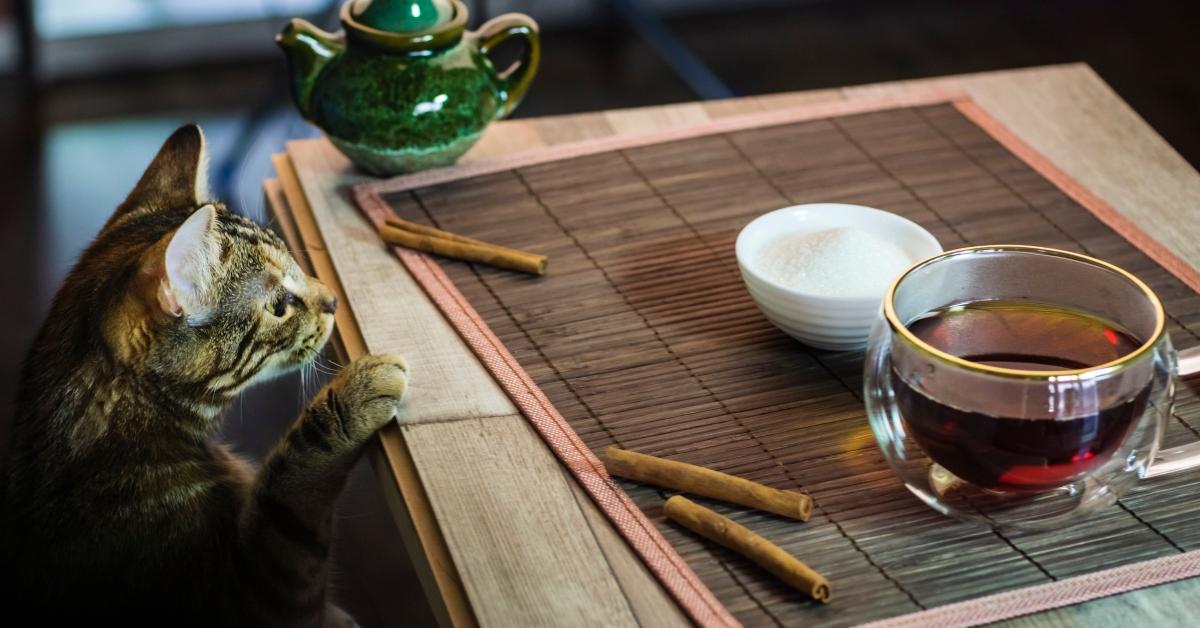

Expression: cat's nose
xmin=320 ymin=295 xmax=337 ymax=314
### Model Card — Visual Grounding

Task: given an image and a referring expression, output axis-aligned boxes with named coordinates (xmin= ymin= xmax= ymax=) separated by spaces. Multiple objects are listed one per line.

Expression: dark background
xmin=1 ymin=0 xmax=1198 ymax=624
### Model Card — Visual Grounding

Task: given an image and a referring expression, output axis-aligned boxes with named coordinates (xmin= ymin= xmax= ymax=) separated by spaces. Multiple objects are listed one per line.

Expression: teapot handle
xmin=472 ymin=14 xmax=541 ymax=120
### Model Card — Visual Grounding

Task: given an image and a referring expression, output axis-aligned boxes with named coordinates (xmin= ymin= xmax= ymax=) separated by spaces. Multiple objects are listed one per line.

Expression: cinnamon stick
xmin=378 ymin=223 xmax=547 ymax=275
xmin=385 ymin=216 xmax=489 ymax=246
xmin=664 ymin=496 xmax=831 ymax=603
xmin=605 ymin=446 xmax=811 ymax=522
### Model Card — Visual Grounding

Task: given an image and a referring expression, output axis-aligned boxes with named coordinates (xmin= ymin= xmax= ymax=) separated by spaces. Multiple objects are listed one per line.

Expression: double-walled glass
xmin=865 ymin=246 xmax=1174 ymax=530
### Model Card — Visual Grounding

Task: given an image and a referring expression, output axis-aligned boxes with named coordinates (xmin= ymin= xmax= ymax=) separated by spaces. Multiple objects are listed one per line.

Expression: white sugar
xmin=755 ymin=227 xmax=913 ymax=297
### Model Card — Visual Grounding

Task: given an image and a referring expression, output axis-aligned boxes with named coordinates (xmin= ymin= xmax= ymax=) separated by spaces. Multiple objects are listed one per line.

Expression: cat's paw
xmin=323 ymin=353 xmax=409 ymax=442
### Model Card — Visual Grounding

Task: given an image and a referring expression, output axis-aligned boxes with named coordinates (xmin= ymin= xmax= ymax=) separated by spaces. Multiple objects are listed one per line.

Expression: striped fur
xmin=1 ymin=125 xmax=409 ymax=627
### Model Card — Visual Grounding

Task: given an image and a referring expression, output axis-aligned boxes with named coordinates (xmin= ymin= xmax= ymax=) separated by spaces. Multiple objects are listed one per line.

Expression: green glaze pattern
xmin=311 ymin=44 xmax=499 ymax=150
xmin=277 ymin=0 xmax=540 ymax=176
xmin=329 ymin=130 xmax=482 ymax=174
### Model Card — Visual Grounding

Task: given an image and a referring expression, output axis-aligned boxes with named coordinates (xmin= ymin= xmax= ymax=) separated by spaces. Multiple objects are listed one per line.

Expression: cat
xmin=1 ymin=124 xmax=409 ymax=627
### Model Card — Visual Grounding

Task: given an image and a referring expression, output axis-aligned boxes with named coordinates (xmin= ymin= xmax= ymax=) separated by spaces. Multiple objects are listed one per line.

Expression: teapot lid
xmin=350 ymin=0 xmax=454 ymax=32
xmin=342 ymin=0 xmax=467 ymax=51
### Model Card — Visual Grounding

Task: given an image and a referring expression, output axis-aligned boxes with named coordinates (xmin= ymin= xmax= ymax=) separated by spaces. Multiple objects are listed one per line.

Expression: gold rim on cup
xmin=882 ymin=244 xmax=1167 ymax=379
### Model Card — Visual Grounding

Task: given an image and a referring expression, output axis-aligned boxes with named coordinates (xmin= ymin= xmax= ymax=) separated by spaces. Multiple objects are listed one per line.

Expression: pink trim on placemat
xmin=954 ymin=99 xmax=1200 ymax=295
xmin=352 ymin=94 xmax=1200 ymax=628
xmin=864 ymin=550 xmax=1200 ymax=628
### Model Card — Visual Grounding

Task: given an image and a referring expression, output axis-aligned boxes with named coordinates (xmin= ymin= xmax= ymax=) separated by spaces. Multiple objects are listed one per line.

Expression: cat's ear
xmin=117 ymin=124 xmax=211 ymax=219
xmin=157 ymin=205 xmax=222 ymax=324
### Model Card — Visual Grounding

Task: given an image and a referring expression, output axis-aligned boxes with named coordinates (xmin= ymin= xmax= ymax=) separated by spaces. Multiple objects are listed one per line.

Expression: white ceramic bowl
xmin=735 ymin=203 xmax=943 ymax=350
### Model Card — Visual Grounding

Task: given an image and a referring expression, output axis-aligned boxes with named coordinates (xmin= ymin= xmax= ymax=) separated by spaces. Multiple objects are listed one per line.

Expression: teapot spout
xmin=276 ymin=19 xmax=345 ymax=121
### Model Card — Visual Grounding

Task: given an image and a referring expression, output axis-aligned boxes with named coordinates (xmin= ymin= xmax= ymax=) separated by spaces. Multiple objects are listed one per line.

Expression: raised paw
xmin=320 ymin=353 xmax=410 ymax=443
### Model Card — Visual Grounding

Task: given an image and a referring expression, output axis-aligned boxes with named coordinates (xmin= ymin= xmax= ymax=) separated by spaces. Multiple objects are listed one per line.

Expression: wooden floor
xmin=1 ymin=1 xmax=1198 ymax=625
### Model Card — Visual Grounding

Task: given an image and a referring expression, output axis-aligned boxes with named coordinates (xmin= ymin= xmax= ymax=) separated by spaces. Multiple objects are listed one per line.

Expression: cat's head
xmin=97 ymin=125 xmax=337 ymax=400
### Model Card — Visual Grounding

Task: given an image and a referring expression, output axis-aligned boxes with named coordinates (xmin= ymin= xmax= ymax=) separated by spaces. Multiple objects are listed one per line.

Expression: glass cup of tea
xmin=865 ymin=245 xmax=1200 ymax=530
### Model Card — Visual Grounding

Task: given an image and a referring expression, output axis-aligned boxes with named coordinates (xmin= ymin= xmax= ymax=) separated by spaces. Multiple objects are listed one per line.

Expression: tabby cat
xmin=1 ymin=125 xmax=409 ymax=627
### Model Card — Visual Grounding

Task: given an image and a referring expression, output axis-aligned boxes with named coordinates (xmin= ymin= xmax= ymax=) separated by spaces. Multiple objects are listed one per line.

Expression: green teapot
xmin=277 ymin=0 xmax=540 ymax=175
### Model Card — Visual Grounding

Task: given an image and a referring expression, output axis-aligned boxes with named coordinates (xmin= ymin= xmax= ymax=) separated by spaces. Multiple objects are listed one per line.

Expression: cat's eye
xmin=270 ymin=291 xmax=299 ymax=317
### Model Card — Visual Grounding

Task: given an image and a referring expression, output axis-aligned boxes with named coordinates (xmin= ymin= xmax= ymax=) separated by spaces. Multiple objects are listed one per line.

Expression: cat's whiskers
xmin=298 ymin=366 xmax=307 ymax=409
xmin=308 ymin=362 xmax=319 ymax=395
xmin=311 ymin=360 xmax=339 ymax=377
xmin=298 ymin=362 xmax=314 ymax=406
xmin=316 ymin=352 xmax=344 ymax=373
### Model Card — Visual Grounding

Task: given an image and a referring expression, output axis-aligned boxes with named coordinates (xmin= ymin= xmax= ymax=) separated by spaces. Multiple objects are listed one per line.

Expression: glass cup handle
xmin=1144 ymin=345 xmax=1200 ymax=479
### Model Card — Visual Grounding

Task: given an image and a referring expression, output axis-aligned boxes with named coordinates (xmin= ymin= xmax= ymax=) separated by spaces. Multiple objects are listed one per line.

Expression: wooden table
xmin=265 ymin=64 xmax=1200 ymax=627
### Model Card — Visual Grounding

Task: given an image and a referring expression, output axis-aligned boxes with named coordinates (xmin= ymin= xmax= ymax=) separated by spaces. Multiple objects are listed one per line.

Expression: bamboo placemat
xmin=354 ymin=98 xmax=1200 ymax=627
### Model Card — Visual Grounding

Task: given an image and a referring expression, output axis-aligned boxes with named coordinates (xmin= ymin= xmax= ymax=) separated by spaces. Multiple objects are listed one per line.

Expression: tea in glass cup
xmin=895 ymin=300 xmax=1151 ymax=492
xmin=865 ymin=246 xmax=1176 ymax=530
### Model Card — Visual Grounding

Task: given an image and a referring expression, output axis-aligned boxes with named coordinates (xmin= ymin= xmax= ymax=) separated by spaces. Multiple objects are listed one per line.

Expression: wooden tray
xmin=351 ymin=97 xmax=1200 ymax=627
